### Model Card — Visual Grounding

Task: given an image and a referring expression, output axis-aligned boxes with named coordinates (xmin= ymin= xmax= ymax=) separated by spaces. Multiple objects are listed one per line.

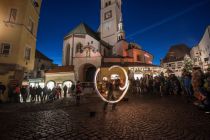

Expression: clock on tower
xmin=100 ymin=0 xmax=122 ymax=46
xmin=104 ymin=11 xmax=112 ymax=20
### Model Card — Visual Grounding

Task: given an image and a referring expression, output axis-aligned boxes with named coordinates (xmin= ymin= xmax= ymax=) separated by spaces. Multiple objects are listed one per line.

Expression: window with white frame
xmin=28 ymin=18 xmax=34 ymax=34
xmin=25 ymin=47 xmax=31 ymax=60
xmin=9 ymin=8 xmax=17 ymax=22
xmin=0 ymin=43 xmax=11 ymax=55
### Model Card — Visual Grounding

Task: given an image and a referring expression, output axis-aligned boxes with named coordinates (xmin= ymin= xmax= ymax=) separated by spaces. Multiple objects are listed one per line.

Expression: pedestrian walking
xmin=63 ymin=85 xmax=68 ymax=98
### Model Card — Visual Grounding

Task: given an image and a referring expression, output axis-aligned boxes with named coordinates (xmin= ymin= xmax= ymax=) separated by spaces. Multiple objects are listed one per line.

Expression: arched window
xmin=76 ymin=42 xmax=83 ymax=53
xmin=65 ymin=44 xmax=70 ymax=65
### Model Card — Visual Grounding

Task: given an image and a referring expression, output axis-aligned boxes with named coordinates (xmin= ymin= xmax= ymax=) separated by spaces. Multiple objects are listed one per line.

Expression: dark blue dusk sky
xmin=37 ymin=0 xmax=210 ymax=65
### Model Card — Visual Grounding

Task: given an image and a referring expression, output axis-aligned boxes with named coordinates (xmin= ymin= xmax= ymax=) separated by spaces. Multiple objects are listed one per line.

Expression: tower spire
xmin=117 ymin=15 xmax=125 ymax=41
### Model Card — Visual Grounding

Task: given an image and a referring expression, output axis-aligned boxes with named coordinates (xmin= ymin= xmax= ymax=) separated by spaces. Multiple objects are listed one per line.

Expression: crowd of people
xmin=130 ymin=74 xmax=182 ymax=96
xmin=5 ymin=83 xmax=76 ymax=103
xmin=130 ymin=68 xmax=210 ymax=112
xmin=1 ymin=67 xmax=210 ymax=113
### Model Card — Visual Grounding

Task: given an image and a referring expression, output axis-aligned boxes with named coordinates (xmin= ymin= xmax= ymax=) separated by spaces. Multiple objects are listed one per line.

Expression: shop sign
xmin=28 ymin=78 xmax=44 ymax=83
xmin=128 ymin=67 xmax=151 ymax=73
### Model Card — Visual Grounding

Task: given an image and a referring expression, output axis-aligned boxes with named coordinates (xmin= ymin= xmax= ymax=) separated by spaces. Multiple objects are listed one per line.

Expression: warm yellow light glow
xmin=94 ymin=65 xmax=130 ymax=103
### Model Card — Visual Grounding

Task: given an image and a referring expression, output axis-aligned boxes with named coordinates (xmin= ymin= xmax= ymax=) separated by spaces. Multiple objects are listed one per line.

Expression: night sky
xmin=37 ymin=0 xmax=210 ymax=65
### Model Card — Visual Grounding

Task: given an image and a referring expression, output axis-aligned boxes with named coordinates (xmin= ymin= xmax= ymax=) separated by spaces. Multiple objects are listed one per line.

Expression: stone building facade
xmin=62 ymin=0 xmax=157 ymax=83
xmin=197 ymin=26 xmax=210 ymax=71
xmin=161 ymin=44 xmax=191 ymax=77
xmin=0 ymin=0 xmax=42 ymax=86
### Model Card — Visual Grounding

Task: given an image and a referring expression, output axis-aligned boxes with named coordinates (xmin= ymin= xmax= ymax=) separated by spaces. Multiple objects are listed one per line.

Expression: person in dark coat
xmin=30 ymin=87 xmax=36 ymax=102
xmin=42 ymin=86 xmax=48 ymax=102
xmin=36 ymin=85 xmax=43 ymax=102
xmin=20 ymin=86 xmax=27 ymax=103
xmin=14 ymin=85 xmax=21 ymax=103
xmin=63 ymin=85 xmax=68 ymax=98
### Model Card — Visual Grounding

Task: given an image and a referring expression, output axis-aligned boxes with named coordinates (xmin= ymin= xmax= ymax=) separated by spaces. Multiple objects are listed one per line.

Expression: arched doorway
xmin=85 ymin=66 xmax=96 ymax=82
xmin=78 ymin=64 xmax=96 ymax=82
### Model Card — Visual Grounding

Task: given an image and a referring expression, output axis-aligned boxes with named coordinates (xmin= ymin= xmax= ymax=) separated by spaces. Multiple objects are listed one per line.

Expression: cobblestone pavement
xmin=0 ymin=94 xmax=210 ymax=140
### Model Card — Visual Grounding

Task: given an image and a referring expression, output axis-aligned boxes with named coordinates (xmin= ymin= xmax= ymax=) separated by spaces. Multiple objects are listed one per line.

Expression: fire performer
xmin=103 ymin=80 xmax=116 ymax=111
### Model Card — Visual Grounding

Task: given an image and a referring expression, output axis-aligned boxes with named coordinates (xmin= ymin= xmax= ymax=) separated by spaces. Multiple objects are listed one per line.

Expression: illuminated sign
xmin=128 ymin=67 xmax=163 ymax=73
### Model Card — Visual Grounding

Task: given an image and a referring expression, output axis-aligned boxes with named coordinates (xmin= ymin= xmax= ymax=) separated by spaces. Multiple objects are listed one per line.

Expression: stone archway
xmin=78 ymin=63 xmax=96 ymax=82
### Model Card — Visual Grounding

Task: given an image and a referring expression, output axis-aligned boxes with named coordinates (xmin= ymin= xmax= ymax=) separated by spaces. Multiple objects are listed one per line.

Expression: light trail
xmin=127 ymin=0 xmax=210 ymax=38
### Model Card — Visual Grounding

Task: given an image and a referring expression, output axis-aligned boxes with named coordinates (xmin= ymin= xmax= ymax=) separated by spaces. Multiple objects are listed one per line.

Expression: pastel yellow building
xmin=0 ymin=0 xmax=42 ymax=100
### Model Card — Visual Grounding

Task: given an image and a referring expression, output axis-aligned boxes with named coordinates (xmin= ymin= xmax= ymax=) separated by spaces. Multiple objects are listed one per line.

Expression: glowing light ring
xmin=94 ymin=65 xmax=130 ymax=103
xmin=108 ymin=66 xmax=127 ymax=91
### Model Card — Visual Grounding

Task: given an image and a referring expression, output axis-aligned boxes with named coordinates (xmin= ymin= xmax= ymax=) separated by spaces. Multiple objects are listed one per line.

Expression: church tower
xmin=100 ymin=0 xmax=122 ymax=46
xmin=117 ymin=16 xmax=125 ymax=41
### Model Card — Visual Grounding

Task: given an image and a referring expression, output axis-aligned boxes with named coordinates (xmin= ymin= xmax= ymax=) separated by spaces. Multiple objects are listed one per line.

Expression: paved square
xmin=0 ymin=95 xmax=210 ymax=140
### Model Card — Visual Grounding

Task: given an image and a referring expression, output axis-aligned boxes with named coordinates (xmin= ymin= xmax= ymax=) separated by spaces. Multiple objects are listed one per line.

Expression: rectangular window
xmin=25 ymin=48 xmax=31 ymax=60
xmin=0 ymin=43 xmax=11 ymax=55
xmin=204 ymin=57 xmax=209 ymax=62
xmin=28 ymin=18 xmax=34 ymax=34
xmin=105 ymin=2 xmax=108 ymax=7
xmin=9 ymin=8 xmax=17 ymax=22
xmin=33 ymin=0 xmax=39 ymax=8
xmin=105 ymin=1 xmax=111 ymax=7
